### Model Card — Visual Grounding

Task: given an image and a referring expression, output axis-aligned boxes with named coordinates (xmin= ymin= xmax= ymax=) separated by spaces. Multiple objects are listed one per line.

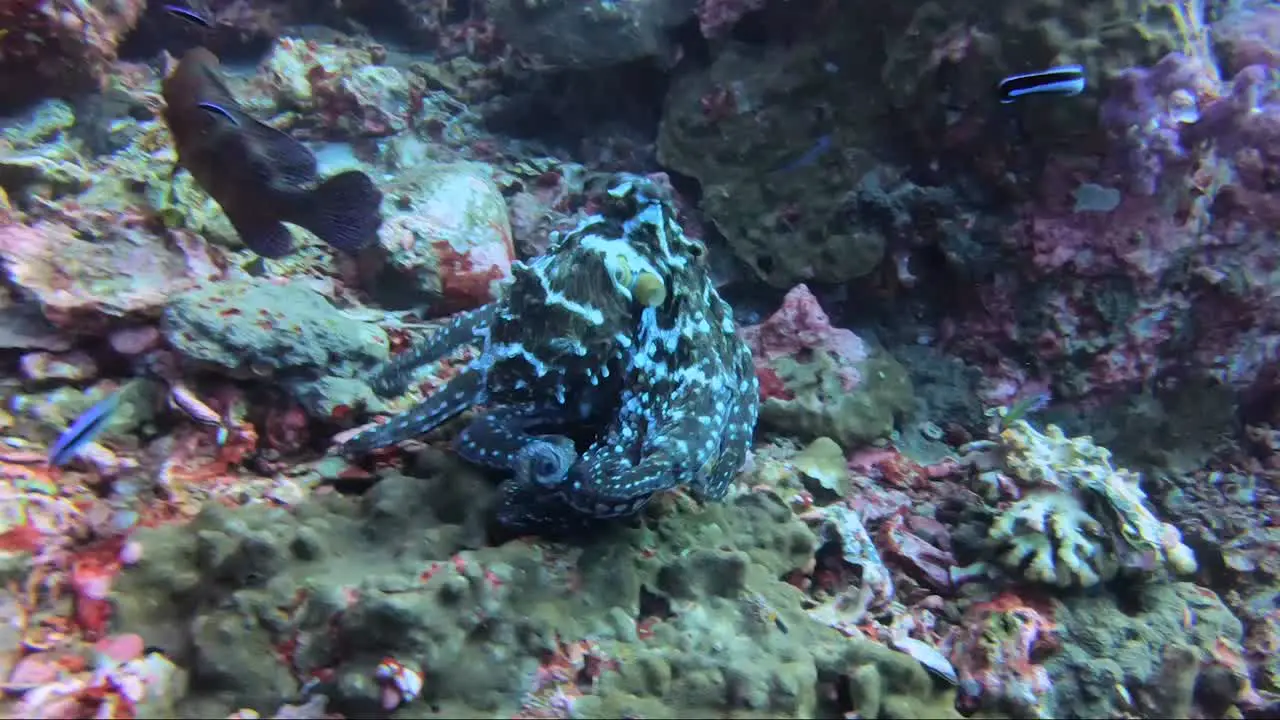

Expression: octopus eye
xmin=612 ymin=255 xmax=633 ymax=288
xmin=633 ymin=271 xmax=667 ymax=307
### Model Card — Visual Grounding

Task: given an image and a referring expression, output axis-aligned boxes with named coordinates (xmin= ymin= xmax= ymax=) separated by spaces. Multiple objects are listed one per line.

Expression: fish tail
xmin=291 ymin=170 xmax=383 ymax=254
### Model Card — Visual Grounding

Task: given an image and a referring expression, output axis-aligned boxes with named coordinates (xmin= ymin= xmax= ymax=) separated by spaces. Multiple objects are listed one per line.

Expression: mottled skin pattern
xmin=340 ymin=176 xmax=759 ymax=529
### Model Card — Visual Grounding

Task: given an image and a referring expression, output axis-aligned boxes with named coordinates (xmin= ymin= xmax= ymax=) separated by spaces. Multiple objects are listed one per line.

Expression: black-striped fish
xmin=998 ymin=65 xmax=1086 ymax=104
xmin=163 ymin=3 xmax=210 ymax=27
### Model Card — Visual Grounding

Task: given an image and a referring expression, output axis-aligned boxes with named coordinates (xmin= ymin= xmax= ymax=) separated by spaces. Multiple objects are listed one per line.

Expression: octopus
xmin=339 ymin=175 xmax=758 ymax=530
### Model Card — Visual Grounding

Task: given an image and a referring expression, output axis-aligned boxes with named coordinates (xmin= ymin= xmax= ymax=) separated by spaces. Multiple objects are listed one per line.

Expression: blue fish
xmin=163 ymin=4 xmax=210 ymax=28
xmin=48 ymin=391 xmax=123 ymax=467
xmin=998 ymin=65 xmax=1086 ymax=104
xmin=775 ymin=134 xmax=833 ymax=173
xmin=196 ymin=101 xmax=241 ymax=126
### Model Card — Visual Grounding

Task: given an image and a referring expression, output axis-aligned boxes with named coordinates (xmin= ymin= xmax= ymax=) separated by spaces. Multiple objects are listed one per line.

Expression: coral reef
xmin=0 ymin=1 xmax=1276 ymax=718
xmin=0 ymin=0 xmax=146 ymax=112
xmin=961 ymin=415 xmax=1197 ymax=588
xmin=742 ymin=284 xmax=913 ymax=449
xmin=107 ymin=469 xmax=953 ymax=717
xmin=369 ymin=161 xmax=514 ymax=313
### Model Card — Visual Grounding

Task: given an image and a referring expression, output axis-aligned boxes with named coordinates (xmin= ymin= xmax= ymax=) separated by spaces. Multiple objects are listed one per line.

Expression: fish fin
xmin=224 ymin=205 xmax=295 ymax=258
xmin=290 ymin=170 xmax=383 ymax=254
xmin=232 ymin=113 xmax=317 ymax=189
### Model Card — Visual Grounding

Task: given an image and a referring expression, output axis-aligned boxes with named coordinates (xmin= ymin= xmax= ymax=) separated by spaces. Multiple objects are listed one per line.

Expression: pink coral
xmin=0 ymin=0 xmax=145 ymax=110
xmin=1213 ymin=5 xmax=1280 ymax=74
xmin=738 ymin=284 xmax=867 ymax=391
xmin=876 ymin=510 xmax=955 ymax=594
xmin=1009 ymin=165 xmax=1199 ymax=285
xmin=696 ymin=0 xmax=766 ymax=38
xmin=951 ymin=590 xmax=1060 ymax=717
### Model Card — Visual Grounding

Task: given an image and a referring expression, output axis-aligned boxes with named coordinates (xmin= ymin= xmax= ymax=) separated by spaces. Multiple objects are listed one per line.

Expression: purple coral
xmin=695 ymin=0 xmax=765 ymax=38
xmin=1099 ymin=52 xmax=1220 ymax=196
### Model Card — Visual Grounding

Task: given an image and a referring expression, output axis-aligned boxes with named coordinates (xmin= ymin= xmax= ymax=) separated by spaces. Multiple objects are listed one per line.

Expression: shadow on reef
xmin=484 ymin=59 xmax=671 ymax=166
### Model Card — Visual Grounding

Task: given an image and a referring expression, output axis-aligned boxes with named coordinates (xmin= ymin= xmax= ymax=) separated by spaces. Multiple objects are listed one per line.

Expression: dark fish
xmin=998 ymin=65 xmax=1086 ymax=104
xmin=163 ymin=4 xmax=210 ymax=28
xmin=48 ymin=391 xmax=123 ymax=467
xmin=162 ymin=47 xmax=383 ymax=258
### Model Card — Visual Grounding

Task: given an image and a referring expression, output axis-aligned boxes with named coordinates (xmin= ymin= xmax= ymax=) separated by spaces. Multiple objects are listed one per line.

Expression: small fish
xmin=163 ymin=4 xmax=210 ymax=27
xmin=890 ymin=635 xmax=958 ymax=685
xmin=162 ymin=48 xmax=383 ymax=258
xmin=998 ymin=65 xmax=1086 ymax=104
xmin=168 ymin=382 xmax=223 ymax=427
xmin=196 ymin=101 xmax=239 ymax=126
xmin=48 ymin=391 xmax=123 ymax=467
xmin=775 ymin=134 xmax=833 ymax=173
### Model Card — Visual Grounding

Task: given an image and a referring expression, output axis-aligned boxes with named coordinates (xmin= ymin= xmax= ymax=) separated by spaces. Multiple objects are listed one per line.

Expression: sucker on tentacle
xmin=452 ymin=402 xmax=583 ymax=474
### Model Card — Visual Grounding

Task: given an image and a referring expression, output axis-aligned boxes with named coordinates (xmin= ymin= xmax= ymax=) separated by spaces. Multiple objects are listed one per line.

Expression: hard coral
xmin=263 ymin=37 xmax=411 ymax=139
xmin=741 ymin=284 xmax=912 ymax=449
xmin=951 ymin=590 xmax=1059 ymax=719
xmin=0 ymin=0 xmax=145 ymax=112
xmin=983 ymin=416 xmax=1198 ymax=588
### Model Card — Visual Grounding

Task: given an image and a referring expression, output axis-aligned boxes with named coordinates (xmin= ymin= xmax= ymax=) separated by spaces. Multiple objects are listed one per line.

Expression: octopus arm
xmin=453 ymin=403 xmax=576 ymax=470
xmin=340 ymin=366 xmax=488 ymax=453
xmin=561 ymin=357 xmax=737 ymax=517
xmin=369 ymin=304 xmax=496 ymax=397
xmin=692 ymin=348 xmax=759 ymax=501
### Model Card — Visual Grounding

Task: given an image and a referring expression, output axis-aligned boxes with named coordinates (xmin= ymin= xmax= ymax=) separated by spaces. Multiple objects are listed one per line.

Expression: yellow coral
xmin=991 ymin=419 xmax=1197 ymax=587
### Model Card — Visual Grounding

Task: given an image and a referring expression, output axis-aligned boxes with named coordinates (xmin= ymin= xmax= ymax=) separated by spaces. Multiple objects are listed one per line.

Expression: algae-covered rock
xmin=111 ymin=450 xmax=952 ymax=718
xmin=487 ymin=0 xmax=695 ymax=69
xmin=0 ymin=100 xmax=75 ymax=149
xmin=0 ymin=153 xmax=92 ymax=202
xmin=760 ymin=348 xmax=913 ymax=449
xmin=369 ymin=161 xmax=515 ymax=314
xmin=0 ymin=220 xmax=220 ymax=333
xmin=658 ymin=36 xmax=889 ymax=288
xmin=742 ymin=285 xmax=914 ymax=449
xmin=791 ymin=436 xmax=851 ymax=501
xmin=1046 ymin=582 xmax=1242 ymax=719
xmin=163 ymin=279 xmax=390 ymax=377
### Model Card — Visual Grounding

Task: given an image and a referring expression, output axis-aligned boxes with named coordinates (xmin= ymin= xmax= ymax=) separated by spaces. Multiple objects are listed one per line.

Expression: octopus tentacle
xmin=369 ymin=304 xmax=496 ymax=397
xmin=341 ymin=367 xmax=487 ymax=453
xmin=453 ymin=403 xmax=576 ymax=472
xmin=496 ymin=471 xmax=596 ymax=534
xmin=693 ymin=347 xmax=759 ymax=501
